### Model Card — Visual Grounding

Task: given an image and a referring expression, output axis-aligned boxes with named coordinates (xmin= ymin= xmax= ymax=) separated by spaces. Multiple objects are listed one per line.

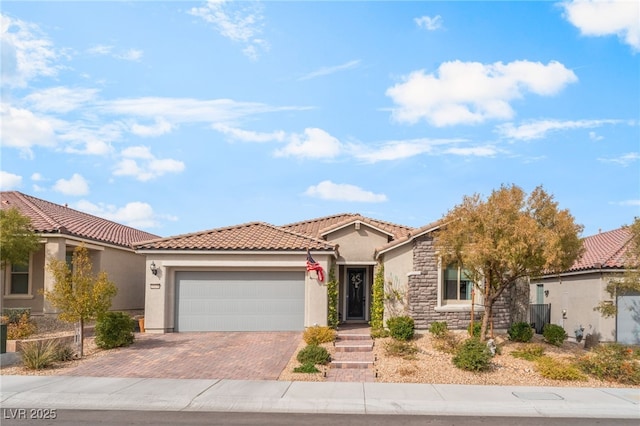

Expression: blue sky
xmin=1 ymin=0 xmax=638 ymax=238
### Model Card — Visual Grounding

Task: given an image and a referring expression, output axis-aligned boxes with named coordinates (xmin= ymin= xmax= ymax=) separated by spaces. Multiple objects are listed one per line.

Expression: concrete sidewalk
xmin=1 ymin=375 xmax=638 ymax=418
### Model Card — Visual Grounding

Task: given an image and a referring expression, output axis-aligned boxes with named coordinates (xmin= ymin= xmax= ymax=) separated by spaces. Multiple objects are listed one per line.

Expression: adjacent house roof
xmin=567 ymin=227 xmax=632 ymax=272
xmin=0 ymin=191 xmax=160 ymax=248
xmin=282 ymin=213 xmax=413 ymax=240
xmin=135 ymin=222 xmax=335 ymax=251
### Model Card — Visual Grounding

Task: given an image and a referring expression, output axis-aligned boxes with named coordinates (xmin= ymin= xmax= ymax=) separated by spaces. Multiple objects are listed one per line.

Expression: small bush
xmin=428 ymin=321 xmax=448 ymax=338
xmin=21 ymin=340 xmax=59 ymax=370
xmin=432 ymin=331 xmax=462 ymax=354
xmin=7 ymin=313 xmax=37 ymax=340
xmin=2 ymin=308 xmax=31 ymax=325
xmin=386 ymin=316 xmax=414 ymax=341
xmin=576 ymin=343 xmax=640 ymax=385
xmin=467 ymin=321 xmax=482 ymax=338
xmin=511 ymin=344 xmax=545 ymax=361
xmin=297 ymin=344 xmax=330 ymax=365
xmin=508 ymin=322 xmax=534 ymax=343
xmin=543 ymin=324 xmax=568 ymax=347
xmin=453 ymin=338 xmax=491 ymax=372
xmin=56 ymin=344 xmax=76 ymax=361
xmin=534 ymin=356 xmax=587 ymax=381
xmin=95 ymin=312 xmax=135 ymax=350
xmin=370 ymin=328 xmax=390 ymax=339
xmin=303 ymin=326 xmax=336 ymax=345
xmin=294 ymin=362 xmax=319 ymax=373
xmin=384 ymin=340 xmax=418 ymax=359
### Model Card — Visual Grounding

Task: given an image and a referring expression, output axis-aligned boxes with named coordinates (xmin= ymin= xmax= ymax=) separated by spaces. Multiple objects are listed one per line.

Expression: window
xmin=443 ymin=263 xmax=473 ymax=304
xmin=10 ymin=263 xmax=30 ymax=295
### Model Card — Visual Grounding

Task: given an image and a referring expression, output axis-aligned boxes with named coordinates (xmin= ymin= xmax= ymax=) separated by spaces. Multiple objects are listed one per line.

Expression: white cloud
xmin=75 ymin=199 xmax=161 ymax=228
xmin=386 ymin=60 xmax=578 ymax=127
xmin=1 ymin=13 xmax=62 ymax=88
xmin=189 ymin=0 xmax=269 ymax=60
xmin=0 ymin=104 xmax=59 ymax=154
xmin=212 ymin=123 xmax=285 ymax=142
xmin=130 ymin=118 xmax=173 ymax=137
xmin=304 ymin=180 xmax=388 ymax=203
xmin=598 ymin=152 xmax=639 ymax=167
xmin=561 ymin=0 xmax=640 ymax=52
xmin=298 ymin=60 xmax=361 ymax=81
xmin=496 ymin=118 xmax=623 ymax=140
xmin=588 ymin=131 xmax=604 ymax=141
xmin=354 ymin=139 xmax=442 ymax=163
xmin=0 ymin=171 xmax=23 ymax=190
xmin=31 ymin=173 xmax=44 ymax=181
xmin=444 ymin=146 xmax=498 ymax=157
xmin=615 ymin=199 xmax=640 ymax=206
xmin=115 ymin=48 xmax=143 ymax=61
xmin=58 ymin=122 xmax=121 ymax=155
xmin=113 ymin=146 xmax=185 ymax=181
xmin=87 ymin=44 xmax=144 ymax=61
xmin=87 ymin=44 xmax=113 ymax=55
xmin=415 ymin=15 xmax=443 ymax=31
xmin=275 ymin=128 xmax=343 ymax=159
xmin=53 ymin=173 xmax=90 ymax=196
xmin=24 ymin=86 xmax=99 ymax=113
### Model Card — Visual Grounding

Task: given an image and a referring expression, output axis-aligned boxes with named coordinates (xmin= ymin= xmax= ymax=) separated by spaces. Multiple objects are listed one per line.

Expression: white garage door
xmin=617 ymin=292 xmax=640 ymax=345
xmin=175 ymin=271 xmax=305 ymax=332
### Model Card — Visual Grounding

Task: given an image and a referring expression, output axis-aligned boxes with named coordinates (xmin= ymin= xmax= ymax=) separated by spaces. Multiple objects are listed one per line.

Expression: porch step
xmin=329 ymin=326 xmax=375 ymax=373
xmin=330 ymin=360 xmax=374 ymax=369
xmin=335 ymin=342 xmax=373 ymax=352
xmin=336 ymin=333 xmax=371 ymax=341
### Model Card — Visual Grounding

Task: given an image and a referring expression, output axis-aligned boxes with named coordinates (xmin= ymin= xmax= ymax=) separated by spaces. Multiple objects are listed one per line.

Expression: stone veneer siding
xmin=407 ymin=234 xmax=513 ymax=331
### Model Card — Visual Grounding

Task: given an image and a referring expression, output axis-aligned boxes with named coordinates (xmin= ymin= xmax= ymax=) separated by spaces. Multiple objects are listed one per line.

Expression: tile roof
xmin=135 ymin=222 xmax=335 ymax=251
xmin=567 ymin=227 xmax=632 ymax=272
xmin=282 ymin=213 xmax=414 ymax=240
xmin=375 ymin=219 xmax=444 ymax=257
xmin=0 ymin=191 xmax=160 ymax=248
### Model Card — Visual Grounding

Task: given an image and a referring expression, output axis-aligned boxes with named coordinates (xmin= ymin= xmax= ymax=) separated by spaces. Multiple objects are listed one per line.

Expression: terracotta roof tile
xmin=375 ymin=219 xmax=444 ymax=257
xmin=135 ymin=222 xmax=335 ymax=251
xmin=1 ymin=191 xmax=160 ymax=248
xmin=569 ymin=227 xmax=632 ymax=272
xmin=282 ymin=213 xmax=413 ymax=240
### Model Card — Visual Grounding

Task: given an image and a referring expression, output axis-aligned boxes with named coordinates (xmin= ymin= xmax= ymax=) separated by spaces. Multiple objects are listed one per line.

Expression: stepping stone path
xmin=325 ymin=324 xmax=376 ymax=382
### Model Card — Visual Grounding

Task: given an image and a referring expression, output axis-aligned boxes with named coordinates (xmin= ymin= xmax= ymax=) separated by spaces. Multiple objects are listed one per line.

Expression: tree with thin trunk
xmin=44 ymin=244 xmax=117 ymax=357
xmin=595 ymin=217 xmax=640 ymax=318
xmin=435 ymin=184 xmax=584 ymax=341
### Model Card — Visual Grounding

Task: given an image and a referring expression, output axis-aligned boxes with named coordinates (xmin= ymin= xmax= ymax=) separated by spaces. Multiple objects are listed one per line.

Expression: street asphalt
xmin=1 ymin=375 xmax=638 ymax=419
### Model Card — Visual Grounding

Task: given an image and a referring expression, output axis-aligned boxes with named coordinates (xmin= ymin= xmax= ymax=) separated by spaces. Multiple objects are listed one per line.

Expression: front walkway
xmin=326 ymin=324 xmax=375 ymax=382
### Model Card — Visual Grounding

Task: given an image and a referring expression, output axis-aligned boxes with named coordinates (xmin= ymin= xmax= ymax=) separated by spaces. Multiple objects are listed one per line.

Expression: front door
xmin=347 ymin=268 xmax=366 ymax=320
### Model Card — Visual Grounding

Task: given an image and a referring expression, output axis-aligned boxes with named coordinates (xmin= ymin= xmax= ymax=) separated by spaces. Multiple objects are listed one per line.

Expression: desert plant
xmin=384 ymin=339 xmax=418 ymax=359
xmin=467 ymin=321 xmax=482 ymax=338
xmin=2 ymin=308 xmax=31 ymax=325
xmin=534 ymin=356 xmax=587 ymax=381
xmin=453 ymin=338 xmax=492 ymax=372
xmin=95 ymin=312 xmax=135 ymax=349
xmin=576 ymin=343 xmax=640 ymax=385
xmin=296 ymin=344 xmax=330 ymax=365
xmin=428 ymin=321 xmax=448 ymax=338
xmin=7 ymin=313 xmax=37 ymax=340
xmin=543 ymin=324 xmax=568 ymax=347
xmin=432 ymin=331 xmax=462 ymax=354
xmin=294 ymin=362 xmax=319 ymax=373
xmin=20 ymin=340 xmax=59 ymax=370
xmin=386 ymin=316 xmax=414 ymax=341
xmin=511 ymin=344 xmax=545 ymax=361
xmin=508 ymin=322 xmax=534 ymax=342
xmin=56 ymin=344 xmax=76 ymax=361
xmin=370 ymin=328 xmax=390 ymax=339
xmin=303 ymin=326 xmax=336 ymax=345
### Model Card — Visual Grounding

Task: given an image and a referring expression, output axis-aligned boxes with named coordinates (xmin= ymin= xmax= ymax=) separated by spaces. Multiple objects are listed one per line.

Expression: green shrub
xmin=429 ymin=321 xmax=448 ymax=338
xmin=535 ymin=356 xmax=587 ymax=381
xmin=432 ymin=331 xmax=462 ymax=354
xmin=386 ymin=316 xmax=414 ymax=341
xmin=21 ymin=340 xmax=59 ymax=370
xmin=2 ymin=308 xmax=31 ymax=325
xmin=453 ymin=338 xmax=491 ymax=372
xmin=56 ymin=344 xmax=76 ymax=361
xmin=543 ymin=324 xmax=568 ymax=347
xmin=576 ymin=343 xmax=640 ymax=385
xmin=294 ymin=362 xmax=320 ymax=373
xmin=511 ymin=344 xmax=545 ymax=361
xmin=384 ymin=340 xmax=418 ymax=359
xmin=303 ymin=326 xmax=336 ymax=345
xmin=95 ymin=312 xmax=135 ymax=349
xmin=508 ymin=322 xmax=534 ymax=342
xmin=7 ymin=313 xmax=37 ymax=340
xmin=467 ymin=321 xmax=482 ymax=338
xmin=370 ymin=328 xmax=390 ymax=339
xmin=296 ymin=344 xmax=330 ymax=365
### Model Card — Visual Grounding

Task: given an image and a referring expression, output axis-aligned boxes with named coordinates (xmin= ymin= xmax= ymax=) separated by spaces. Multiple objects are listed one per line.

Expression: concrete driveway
xmin=64 ymin=332 xmax=301 ymax=380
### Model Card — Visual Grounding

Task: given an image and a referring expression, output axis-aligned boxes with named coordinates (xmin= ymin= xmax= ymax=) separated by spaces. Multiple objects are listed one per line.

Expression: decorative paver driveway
xmin=65 ymin=332 xmax=301 ymax=380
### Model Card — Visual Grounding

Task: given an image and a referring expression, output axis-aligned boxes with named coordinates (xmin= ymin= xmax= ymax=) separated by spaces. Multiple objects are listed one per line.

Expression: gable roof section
xmin=567 ymin=227 xmax=632 ymax=272
xmin=282 ymin=213 xmax=413 ymax=240
xmin=0 ymin=191 xmax=160 ymax=248
xmin=375 ymin=219 xmax=444 ymax=258
xmin=135 ymin=222 xmax=335 ymax=251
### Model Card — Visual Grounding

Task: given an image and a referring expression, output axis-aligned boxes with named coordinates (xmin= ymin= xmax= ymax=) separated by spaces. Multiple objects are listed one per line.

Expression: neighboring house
xmin=530 ymin=227 xmax=639 ymax=345
xmin=0 ymin=191 xmax=160 ymax=315
xmin=135 ymin=213 xmax=523 ymax=333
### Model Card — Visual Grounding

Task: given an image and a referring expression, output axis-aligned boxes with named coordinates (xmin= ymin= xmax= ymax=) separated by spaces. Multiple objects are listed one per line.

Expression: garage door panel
xmin=176 ymin=271 xmax=305 ymax=332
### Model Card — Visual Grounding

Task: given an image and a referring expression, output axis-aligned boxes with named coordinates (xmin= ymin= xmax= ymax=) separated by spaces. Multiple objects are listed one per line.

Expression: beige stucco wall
xmin=142 ymin=251 xmax=332 ymax=333
xmin=532 ymin=272 xmax=616 ymax=342
xmin=325 ymin=224 xmax=390 ymax=263
xmin=380 ymin=243 xmax=413 ymax=322
xmin=99 ymin=246 xmax=146 ymax=311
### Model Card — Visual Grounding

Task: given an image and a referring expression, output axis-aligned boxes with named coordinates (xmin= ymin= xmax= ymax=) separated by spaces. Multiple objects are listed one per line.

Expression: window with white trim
xmin=10 ymin=263 xmax=30 ymax=295
xmin=442 ymin=262 xmax=473 ymax=305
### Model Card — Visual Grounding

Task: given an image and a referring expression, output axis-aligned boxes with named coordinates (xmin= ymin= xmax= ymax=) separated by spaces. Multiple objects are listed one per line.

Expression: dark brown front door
xmin=347 ymin=268 xmax=366 ymax=320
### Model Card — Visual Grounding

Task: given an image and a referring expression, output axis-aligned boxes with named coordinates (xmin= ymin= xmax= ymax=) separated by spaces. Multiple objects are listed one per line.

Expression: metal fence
xmin=529 ymin=304 xmax=550 ymax=334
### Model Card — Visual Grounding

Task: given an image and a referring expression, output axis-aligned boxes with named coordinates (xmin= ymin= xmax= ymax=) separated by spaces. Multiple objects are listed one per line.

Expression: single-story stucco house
xmin=135 ymin=214 xmax=525 ymax=334
xmin=1 ymin=191 xmax=160 ymax=315
xmin=530 ymin=226 xmax=639 ymax=345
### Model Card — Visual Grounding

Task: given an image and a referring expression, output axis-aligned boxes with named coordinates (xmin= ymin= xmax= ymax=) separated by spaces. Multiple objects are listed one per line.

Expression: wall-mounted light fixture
xmin=544 ymin=290 xmax=549 ymax=297
xmin=150 ymin=261 xmax=159 ymax=276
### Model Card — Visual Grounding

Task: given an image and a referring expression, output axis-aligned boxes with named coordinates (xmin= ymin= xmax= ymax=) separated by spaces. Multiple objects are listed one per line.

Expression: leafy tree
xmin=0 ymin=207 xmax=40 ymax=268
xmin=435 ymin=184 xmax=583 ymax=341
xmin=44 ymin=244 xmax=117 ymax=357
xmin=595 ymin=217 xmax=640 ymax=317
